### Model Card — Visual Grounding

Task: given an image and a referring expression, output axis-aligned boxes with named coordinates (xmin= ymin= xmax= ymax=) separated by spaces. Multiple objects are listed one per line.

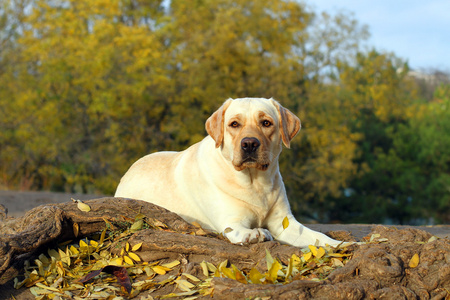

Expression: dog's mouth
xmin=233 ymin=157 xmax=270 ymax=171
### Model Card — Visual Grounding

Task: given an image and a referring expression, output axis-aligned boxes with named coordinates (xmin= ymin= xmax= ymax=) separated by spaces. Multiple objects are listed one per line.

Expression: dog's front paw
xmin=244 ymin=228 xmax=273 ymax=244
xmin=224 ymin=227 xmax=273 ymax=244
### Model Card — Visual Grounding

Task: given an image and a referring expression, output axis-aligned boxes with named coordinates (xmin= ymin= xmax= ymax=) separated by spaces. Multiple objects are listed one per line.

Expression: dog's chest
xmin=231 ymin=180 xmax=279 ymax=222
xmin=236 ymin=168 xmax=279 ymax=199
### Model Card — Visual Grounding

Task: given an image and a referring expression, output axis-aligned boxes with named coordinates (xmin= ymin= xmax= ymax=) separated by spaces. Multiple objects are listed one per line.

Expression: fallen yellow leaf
xmin=38 ymin=254 xmax=49 ymax=265
xmin=303 ymin=252 xmax=313 ymax=262
xmin=308 ymin=245 xmax=318 ymax=257
xmin=128 ymin=252 xmax=141 ymax=262
xmin=182 ymin=273 xmax=200 ymax=282
xmin=192 ymin=221 xmax=202 ymax=228
xmin=221 ymin=267 xmax=236 ymax=280
xmin=316 ymin=247 xmax=326 ymax=259
xmin=131 ymin=242 xmax=143 ymax=252
xmin=286 ymin=255 xmax=294 ymax=279
xmin=59 ymin=249 xmax=71 ymax=266
xmin=232 ymin=265 xmax=247 ymax=284
xmin=110 ymin=257 xmax=123 ymax=266
xmin=152 ymin=219 xmax=168 ymax=228
xmin=152 ymin=265 xmax=167 ymax=275
xmin=161 ymin=260 xmax=181 ymax=269
xmin=77 ymin=201 xmax=91 ymax=212
xmin=266 ymin=260 xmax=282 ymax=283
xmin=69 ymin=245 xmax=79 ymax=255
xmin=130 ymin=219 xmax=143 ymax=233
xmin=328 ymin=253 xmax=348 ymax=258
xmin=48 ymin=249 xmax=59 ymax=260
xmin=123 ymin=256 xmax=134 ymax=265
xmin=99 ymin=228 xmax=107 ymax=245
xmin=79 ymin=240 xmax=88 ymax=249
xmin=206 ymin=262 xmax=217 ymax=273
xmin=291 ymin=254 xmax=301 ymax=264
xmin=56 ymin=261 xmax=65 ymax=276
xmin=409 ymin=253 xmax=420 ymax=268
xmin=175 ymin=279 xmax=195 ymax=292
xmin=73 ymin=222 xmax=79 ymax=237
xmin=35 ymin=282 xmax=60 ymax=292
xmin=265 ymin=249 xmax=274 ymax=270
xmin=331 ymin=258 xmax=344 ymax=267
xmin=248 ymin=268 xmax=264 ymax=284
xmin=200 ymin=261 xmax=209 ymax=276
xmin=282 ymin=216 xmax=290 ymax=230
xmin=369 ymin=233 xmax=381 ymax=242
xmin=144 ymin=266 xmax=155 ymax=276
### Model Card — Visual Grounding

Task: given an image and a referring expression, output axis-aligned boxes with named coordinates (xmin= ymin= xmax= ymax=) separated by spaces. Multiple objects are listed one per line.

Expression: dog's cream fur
xmin=115 ymin=98 xmax=340 ymax=247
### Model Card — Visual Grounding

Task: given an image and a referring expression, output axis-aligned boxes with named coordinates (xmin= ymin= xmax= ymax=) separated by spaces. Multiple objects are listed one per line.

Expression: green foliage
xmin=329 ymin=77 xmax=450 ymax=224
xmin=384 ymin=85 xmax=450 ymax=223
xmin=0 ymin=0 xmax=448 ymax=224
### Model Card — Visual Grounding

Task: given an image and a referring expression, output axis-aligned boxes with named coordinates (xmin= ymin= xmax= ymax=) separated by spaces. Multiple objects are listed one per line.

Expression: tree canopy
xmin=1 ymin=0 xmax=448 ymax=224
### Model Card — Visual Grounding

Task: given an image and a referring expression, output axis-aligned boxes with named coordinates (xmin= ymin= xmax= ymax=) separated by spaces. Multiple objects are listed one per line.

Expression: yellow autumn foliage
xmin=2 ymin=0 xmax=442 ymax=223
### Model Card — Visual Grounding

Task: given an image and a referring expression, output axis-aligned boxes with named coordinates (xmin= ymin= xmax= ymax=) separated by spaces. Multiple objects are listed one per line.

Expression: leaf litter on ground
xmin=15 ymin=213 xmax=420 ymax=299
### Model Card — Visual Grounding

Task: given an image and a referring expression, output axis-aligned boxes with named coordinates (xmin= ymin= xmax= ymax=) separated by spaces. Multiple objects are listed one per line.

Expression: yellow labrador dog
xmin=115 ymin=98 xmax=340 ymax=247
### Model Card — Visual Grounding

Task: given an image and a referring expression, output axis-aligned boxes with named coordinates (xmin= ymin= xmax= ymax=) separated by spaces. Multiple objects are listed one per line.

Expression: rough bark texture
xmin=0 ymin=198 xmax=449 ymax=299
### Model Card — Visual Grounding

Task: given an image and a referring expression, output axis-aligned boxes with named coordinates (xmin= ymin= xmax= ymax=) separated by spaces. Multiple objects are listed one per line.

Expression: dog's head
xmin=206 ymin=98 xmax=301 ymax=171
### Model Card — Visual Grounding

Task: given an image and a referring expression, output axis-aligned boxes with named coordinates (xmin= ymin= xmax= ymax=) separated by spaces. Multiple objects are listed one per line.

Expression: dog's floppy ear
xmin=271 ymin=99 xmax=301 ymax=148
xmin=206 ymin=99 xmax=233 ymax=148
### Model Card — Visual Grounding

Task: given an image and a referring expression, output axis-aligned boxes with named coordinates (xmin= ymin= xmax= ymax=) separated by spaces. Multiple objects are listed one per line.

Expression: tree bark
xmin=0 ymin=198 xmax=449 ymax=299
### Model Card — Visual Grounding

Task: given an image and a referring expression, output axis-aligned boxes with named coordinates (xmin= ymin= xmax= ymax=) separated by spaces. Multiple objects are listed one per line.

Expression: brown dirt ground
xmin=0 ymin=190 xmax=107 ymax=218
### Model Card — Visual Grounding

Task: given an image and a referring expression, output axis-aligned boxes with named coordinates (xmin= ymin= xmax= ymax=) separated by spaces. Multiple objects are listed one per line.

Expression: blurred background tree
xmin=0 ymin=0 xmax=448 ymax=224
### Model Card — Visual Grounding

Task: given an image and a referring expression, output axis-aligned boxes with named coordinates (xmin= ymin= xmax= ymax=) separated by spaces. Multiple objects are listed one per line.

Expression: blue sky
xmin=308 ymin=0 xmax=450 ymax=71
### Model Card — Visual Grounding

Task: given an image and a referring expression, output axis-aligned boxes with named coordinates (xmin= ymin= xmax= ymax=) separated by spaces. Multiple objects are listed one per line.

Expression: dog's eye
xmin=230 ymin=121 xmax=240 ymax=128
xmin=262 ymin=120 xmax=272 ymax=127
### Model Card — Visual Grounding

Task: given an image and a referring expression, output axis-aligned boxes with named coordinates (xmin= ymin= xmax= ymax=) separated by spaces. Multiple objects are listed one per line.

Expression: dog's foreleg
xmin=275 ymin=215 xmax=341 ymax=247
xmin=265 ymin=200 xmax=342 ymax=248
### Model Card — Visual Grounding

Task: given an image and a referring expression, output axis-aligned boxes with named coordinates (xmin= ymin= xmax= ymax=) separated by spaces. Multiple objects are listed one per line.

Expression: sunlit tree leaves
xmin=1 ymin=0 xmax=447 ymax=224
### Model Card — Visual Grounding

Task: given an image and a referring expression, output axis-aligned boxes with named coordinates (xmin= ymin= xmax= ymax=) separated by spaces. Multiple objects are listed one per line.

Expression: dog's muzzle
xmin=238 ymin=137 xmax=269 ymax=171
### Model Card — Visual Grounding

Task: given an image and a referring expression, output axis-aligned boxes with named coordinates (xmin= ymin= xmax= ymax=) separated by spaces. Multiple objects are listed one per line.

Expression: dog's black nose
xmin=241 ymin=137 xmax=260 ymax=153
